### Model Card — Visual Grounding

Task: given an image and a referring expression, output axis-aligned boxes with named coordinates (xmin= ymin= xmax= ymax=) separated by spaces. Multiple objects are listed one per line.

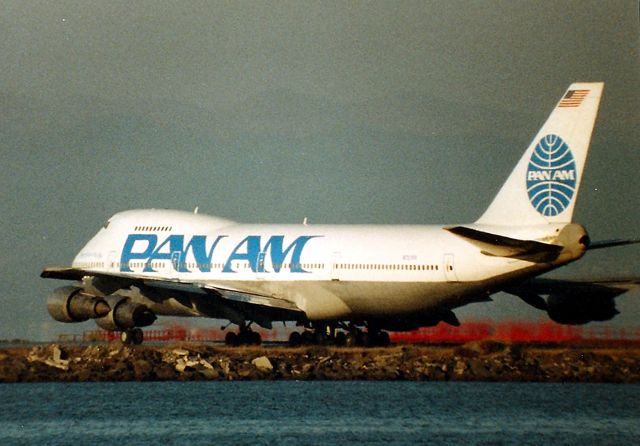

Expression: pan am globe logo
xmin=526 ymin=134 xmax=577 ymax=216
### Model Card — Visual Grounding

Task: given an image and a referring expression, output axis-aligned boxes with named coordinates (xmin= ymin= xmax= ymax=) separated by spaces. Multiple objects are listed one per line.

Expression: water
xmin=1 ymin=381 xmax=638 ymax=445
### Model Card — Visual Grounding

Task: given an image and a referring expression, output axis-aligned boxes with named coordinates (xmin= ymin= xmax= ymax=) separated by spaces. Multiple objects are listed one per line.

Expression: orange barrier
xmin=81 ymin=321 xmax=640 ymax=344
xmin=390 ymin=321 xmax=640 ymax=344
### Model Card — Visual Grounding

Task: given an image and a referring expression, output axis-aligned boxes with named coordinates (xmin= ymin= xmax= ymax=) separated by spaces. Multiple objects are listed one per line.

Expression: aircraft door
xmin=168 ymin=251 xmax=181 ymax=278
xmin=256 ymin=251 xmax=267 ymax=279
xmin=443 ymin=253 xmax=459 ymax=282
xmin=107 ymin=250 xmax=118 ymax=272
xmin=331 ymin=252 xmax=341 ymax=281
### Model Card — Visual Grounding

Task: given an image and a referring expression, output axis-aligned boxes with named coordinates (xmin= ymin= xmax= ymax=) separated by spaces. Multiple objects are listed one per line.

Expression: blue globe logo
xmin=526 ymin=134 xmax=577 ymax=216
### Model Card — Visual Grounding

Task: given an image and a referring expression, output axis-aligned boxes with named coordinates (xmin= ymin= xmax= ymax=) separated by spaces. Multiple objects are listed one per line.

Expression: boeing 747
xmin=42 ymin=82 xmax=639 ymax=345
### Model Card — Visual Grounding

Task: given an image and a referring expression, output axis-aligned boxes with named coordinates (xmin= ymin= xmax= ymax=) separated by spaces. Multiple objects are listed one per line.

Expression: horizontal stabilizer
xmin=446 ymin=226 xmax=563 ymax=262
xmin=587 ymin=239 xmax=640 ymax=251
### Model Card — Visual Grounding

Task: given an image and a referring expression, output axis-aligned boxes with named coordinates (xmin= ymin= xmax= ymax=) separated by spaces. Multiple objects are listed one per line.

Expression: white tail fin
xmin=476 ymin=82 xmax=604 ymax=226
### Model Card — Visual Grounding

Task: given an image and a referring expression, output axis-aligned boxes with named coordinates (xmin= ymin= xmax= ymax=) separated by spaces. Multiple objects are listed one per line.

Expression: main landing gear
xmin=224 ymin=324 xmax=262 ymax=346
xmin=288 ymin=323 xmax=391 ymax=347
xmin=121 ymin=328 xmax=144 ymax=345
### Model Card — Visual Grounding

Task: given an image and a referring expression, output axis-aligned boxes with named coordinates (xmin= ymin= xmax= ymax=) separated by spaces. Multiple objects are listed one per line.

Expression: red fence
xmin=390 ymin=321 xmax=640 ymax=344
xmin=80 ymin=321 xmax=640 ymax=344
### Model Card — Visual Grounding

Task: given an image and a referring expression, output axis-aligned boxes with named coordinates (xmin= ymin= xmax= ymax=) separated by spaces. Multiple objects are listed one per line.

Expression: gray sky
xmin=1 ymin=0 xmax=639 ymax=340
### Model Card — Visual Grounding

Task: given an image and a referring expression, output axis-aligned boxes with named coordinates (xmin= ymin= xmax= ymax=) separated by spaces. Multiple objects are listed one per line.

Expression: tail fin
xmin=476 ymin=82 xmax=604 ymax=226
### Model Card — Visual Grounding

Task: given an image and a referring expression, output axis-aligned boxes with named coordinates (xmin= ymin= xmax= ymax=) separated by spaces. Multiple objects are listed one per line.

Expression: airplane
xmin=41 ymin=82 xmax=639 ymax=346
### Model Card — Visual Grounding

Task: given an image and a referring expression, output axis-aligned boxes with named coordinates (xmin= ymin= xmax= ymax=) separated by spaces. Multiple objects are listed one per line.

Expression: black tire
xmin=289 ymin=331 xmax=302 ymax=347
xmin=131 ymin=328 xmax=144 ymax=345
xmin=121 ymin=329 xmax=143 ymax=345
xmin=225 ymin=331 xmax=238 ymax=346
xmin=250 ymin=331 xmax=262 ymax=345
xmin=376 ymin=331 xmax=390 ymax=347
xmin=301 ymin=330 xmax=316 ymax=345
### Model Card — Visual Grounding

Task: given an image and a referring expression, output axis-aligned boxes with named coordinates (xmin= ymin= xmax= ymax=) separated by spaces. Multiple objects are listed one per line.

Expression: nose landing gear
xmin=121 ymin=328 xmax=144 ymax=345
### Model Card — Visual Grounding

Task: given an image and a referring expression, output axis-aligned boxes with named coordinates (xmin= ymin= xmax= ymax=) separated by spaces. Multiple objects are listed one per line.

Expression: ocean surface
xmin=1 ymin=381 xmax=638 ymax=445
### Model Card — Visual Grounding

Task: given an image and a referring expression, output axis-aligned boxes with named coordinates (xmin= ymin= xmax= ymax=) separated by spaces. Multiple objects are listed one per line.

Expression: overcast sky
xmin=1 ymin=1 xmax=639 ymax=340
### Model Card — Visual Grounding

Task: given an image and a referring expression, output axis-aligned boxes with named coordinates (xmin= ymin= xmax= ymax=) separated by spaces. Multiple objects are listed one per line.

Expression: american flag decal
xmin=558 ymin=89 xmax=589 ymax=108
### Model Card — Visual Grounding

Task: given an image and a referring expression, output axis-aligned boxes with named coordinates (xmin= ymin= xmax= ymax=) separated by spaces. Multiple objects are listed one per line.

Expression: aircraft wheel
xmin=301 ymin=330 xmax=316 ymax=345
xmin=376 ymin=331 xmax=390 ymax=347
xmin=334 ymin=331 xmax=347 ymax=347
xmin=121 ymin=328 xmax=144 ymax=345
xmin=289 ymin=331 xmax=302 ymax=347
xmin=345 ymin=333 xmax=358 ymax=347
xmin=225 ymin=331 xmax=238 ymax=346
xmin=249 ymin=331 xmax=262 ymax=345
xmin=131 ymin=328 xmax=144 ymax=345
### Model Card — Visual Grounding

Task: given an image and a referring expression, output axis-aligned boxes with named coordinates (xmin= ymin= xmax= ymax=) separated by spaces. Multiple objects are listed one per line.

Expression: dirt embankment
xmin=1 ymin=341 xmax=639 ymax=383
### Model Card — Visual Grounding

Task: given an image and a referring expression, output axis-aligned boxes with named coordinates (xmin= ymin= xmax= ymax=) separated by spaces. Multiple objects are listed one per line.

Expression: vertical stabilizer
xmin=476 ymin=82 xmax=604 ymax=226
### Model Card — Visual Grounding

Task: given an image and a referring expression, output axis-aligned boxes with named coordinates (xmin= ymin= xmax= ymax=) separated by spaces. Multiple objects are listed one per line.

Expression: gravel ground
xmin=1 ymin=341 xmax=639 ymax=383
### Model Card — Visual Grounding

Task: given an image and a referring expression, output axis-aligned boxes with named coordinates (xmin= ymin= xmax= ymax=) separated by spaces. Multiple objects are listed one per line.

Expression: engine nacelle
xmin=95 ymin=294 xmax=156 ymax=331
xmin=47 ymin=286 xmax=110 ymax=323
xmin=546 ymin=293 xmax=619 ymax=325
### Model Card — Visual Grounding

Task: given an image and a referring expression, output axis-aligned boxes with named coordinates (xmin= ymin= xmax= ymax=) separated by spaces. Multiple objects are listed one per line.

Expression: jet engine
xmin=546 ymin=293 xmax=619 ymax=325
xmin=95 ymin=294 xmax=156 ymax=331
xmin=509 ymin=280 xmax=625 ymax=326
xmin=47 ymin=286 xmax=110 ymax=323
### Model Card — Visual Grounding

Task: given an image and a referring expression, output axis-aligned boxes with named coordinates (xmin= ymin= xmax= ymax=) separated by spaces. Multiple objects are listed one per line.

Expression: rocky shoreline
xmin=1 ymin=341 xmax=639 ymax=383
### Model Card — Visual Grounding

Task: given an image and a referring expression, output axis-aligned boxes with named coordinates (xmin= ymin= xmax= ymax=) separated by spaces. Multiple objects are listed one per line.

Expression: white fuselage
xmin=71 ymin=209 xmax=579 ymax=321
xmin=45 ymin=83 xmax=603 ymax=333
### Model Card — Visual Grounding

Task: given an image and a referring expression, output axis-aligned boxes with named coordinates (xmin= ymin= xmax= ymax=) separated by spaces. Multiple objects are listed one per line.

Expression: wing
xmin=587 ymin=239 xmax=640 ymax=250
xmin=41 ymin=267 xmax=305 ymax=328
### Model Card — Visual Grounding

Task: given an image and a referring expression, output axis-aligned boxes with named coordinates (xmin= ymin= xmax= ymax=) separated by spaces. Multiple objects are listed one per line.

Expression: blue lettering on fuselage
xmin=120 ymin=234 xmax=157 ymax=272
xmin=222 ymin=235 xmax=319 ymax=273
xmin=264 ymin=235 xmax=315 ymax=273
xmin=120 ymin=234 xmax=320 ymax=274
xmin=180 ymin=235 xmax=226 ymax=272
